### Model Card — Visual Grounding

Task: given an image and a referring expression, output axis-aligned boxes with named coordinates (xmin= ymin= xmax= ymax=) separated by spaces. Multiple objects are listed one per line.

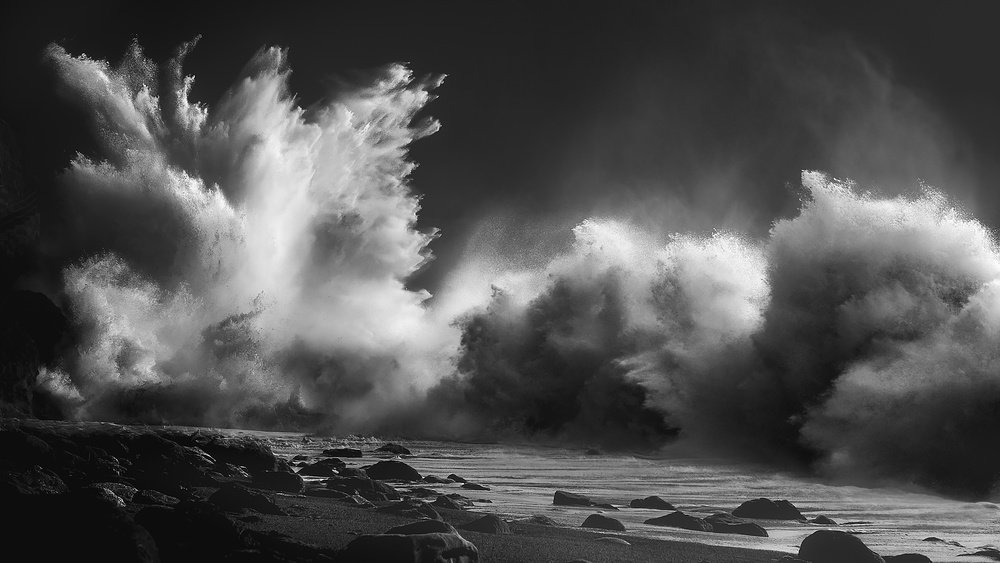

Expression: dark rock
xmin=458 ymin=514 xmax=511 ymax=534
xmin=77 ymin=486 xmax=127 ymax=508
xmin=168 ymin=432 xmax=279 ymax=473
xmin=406 ymin=486 xmax=440 ymax=497
xmin=0 ymin=291 xmax=68 ymax=418
xmin=376 ymin=443 xmax=412 ymax=455
xmin=326 ymin=475 xmax=400 ymax=502
xmin=884 ymin=555 xmax=933 ymax=563
xmin=923 ymin=537 xmax=964 ymax=547
xmin=337 ymin=467 xmax=367 ymax=478
xmin=0 ymin=464 xmax=67 ymax=495
xmin=322 ymin=447 xmax=363 ymax=458
xmin=581 ymin=514 xmax=625 ymax=531
xmin=91 ymin=481 xmax=138 ymax=501
xmin=297 ymin=462 xmax=339 ymax=477
xmin=215 ymin=462 xmax=252 ymax=480
xmin=799 ymin=530 xmax=885 ymax=563
xmin=461 ymin=482 xmax=489 ymax=491
xmin=7 ymin=491 xmax=159 ymax=562
xmin=273 ymin=458 xmax=295 ymax=474
xmin=422 ymin=475 xmax=452 ymax=484
xmin=366 ymin=460 xmax=421 ymax=481
xmin=777 ymin=557 xmax=811 ymax=563
xmin=385 ymin=520 xmax=457 ymax=535
xmin=960 ymin=548 xmax=1000 ymax=561
xmin=339 ymin=532 xmax=478 ymax=563
xmin=314 ymin=457 xmax=346 ymax=468
xmin=733 ymin=498 xmax=805 ymax=520
xmin=210 ymin=482 xmax=286 ymax=515
xmin=447 ymin=473 xmax=468 ymax=483
xmin=553 ymin=490 xmax=593 ymax=506
xmin=629 ymin=495 xmax=675 ymax=510
xmin=292 ymin=455 xmax=308 ymax=461
xmin=133 ymin=489 xmax=180 ymax=505
xmin=251 ymin=470 xmax=303 ymax=493
xmin=432 ymin=495 xmax=466 ymax=510
xmin=377 ymin=499 xmax=442 ymax=521
xmin=181 ymin=446 xmax=216 ymax=467
xmin=811 ymin=515 xmax=837 ymax=525
xmin=644 ymin=511 xmax=713 ymax=532
xmin=136 ymin=501 xmax=245 ymax=561
xmin=704 ymin=513 xmax=768 ymax=537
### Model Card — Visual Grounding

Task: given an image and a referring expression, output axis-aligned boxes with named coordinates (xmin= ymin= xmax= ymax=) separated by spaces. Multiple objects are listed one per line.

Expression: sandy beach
xmin=234 ymin=490 xmax=789 ymax=563
xmin=8 ymin=419 xmax=985 ymax=563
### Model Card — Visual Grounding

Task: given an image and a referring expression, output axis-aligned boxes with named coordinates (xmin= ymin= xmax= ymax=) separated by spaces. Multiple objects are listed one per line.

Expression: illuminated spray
xmin=41 ymin=42 xmax=1000 ymax=498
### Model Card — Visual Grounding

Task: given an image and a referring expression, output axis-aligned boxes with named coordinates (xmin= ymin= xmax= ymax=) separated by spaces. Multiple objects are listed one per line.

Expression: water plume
xmin=442 ymin=173 xmax=1000 ymax=498
xmin=41 ymin=40 xmax=454 ymax=430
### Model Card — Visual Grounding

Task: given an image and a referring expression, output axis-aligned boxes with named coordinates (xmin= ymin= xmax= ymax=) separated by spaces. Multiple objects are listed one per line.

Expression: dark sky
xmin=3 ymin=0 xmax=999 ymax=293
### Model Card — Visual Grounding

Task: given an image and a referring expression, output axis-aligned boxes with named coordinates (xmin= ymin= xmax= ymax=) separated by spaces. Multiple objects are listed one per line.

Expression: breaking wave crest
xmin=39 ymin=41 xmax=1000 ymax=498
xmin=42 ymin=40 xmax=454 ymax=431
xmin=438 ymin=174 xmax=1000 ymax=498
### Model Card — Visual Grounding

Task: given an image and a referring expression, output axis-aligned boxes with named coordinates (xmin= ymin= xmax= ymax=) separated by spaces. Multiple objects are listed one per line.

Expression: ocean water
xmin=227 ymin=430 xmax=998 ymax=562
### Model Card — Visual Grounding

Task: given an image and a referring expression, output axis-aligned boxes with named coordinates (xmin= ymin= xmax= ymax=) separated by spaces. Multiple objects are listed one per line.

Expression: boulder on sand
xmin=432 ymin=495 xmax=466 ymax=510
xmin=327 ymin=475 xmax=400 ymax=502
xmin=798 ymin=530 xmax=885 ymax=563
xmin=884 ymin=555 xmax=932 ymax=563
xmin=581 ymin=513 xmax=626 ymax=531
xmin=376 ymin=443 xmax=412 ymax=455
xmin=704 ymin=513 xmax=768 ymax=537
xmin=458 ymin=514 xmax=511 ymax=535
xmin=811 ymin=515 xmax=837 ymax=525
xmin=297 ymin=462 xmax=339 ymax=477
xmin=629 ymin=495 xmax=674 ymax=510
xmin=553 ymin=490 xmax=593 ymax=506
xmin=366 ymin=460 xmax=421 ymax=481
xmin=644 ymin=511 xmax=713 ymax=532
xmin=339 ymin=532 xmax=478 ymax=563
xmin=210 ymin=482 xmax=285 ymax=515
xmin=0 ymin=464 xmax=67 ymax=495
xmin=733 ymin=498 xmax=805 ymax=520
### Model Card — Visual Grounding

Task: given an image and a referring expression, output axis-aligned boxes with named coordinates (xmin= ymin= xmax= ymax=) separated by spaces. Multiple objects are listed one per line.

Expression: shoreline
xmin=2 ymin=418 xmax=994 ymax=562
